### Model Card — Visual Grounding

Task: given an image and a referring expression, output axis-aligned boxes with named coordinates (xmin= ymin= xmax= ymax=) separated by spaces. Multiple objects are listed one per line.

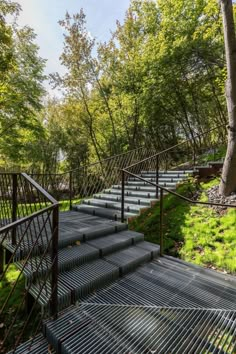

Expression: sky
xmin=16 ymin=0 xmax=130 ymax=95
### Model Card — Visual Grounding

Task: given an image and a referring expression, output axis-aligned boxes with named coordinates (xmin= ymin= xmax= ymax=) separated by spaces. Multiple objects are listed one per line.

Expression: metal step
xmin=103 ymin=188 xmax=159 ymax=198
xmin=87 ymin=230 xmax=144 ymax=256
xmin=58 ymin=220 xmax=127 ymax=247
xmin=112 ymin=184 xmax=176 ymax=192
xmin=29 ymin=259 xmax=120 ymax=309
xmin=84 ymin=258 xmax=236 ymax=310
xmin=104 ymin=244 xmax=153 ymax=275
xmin=124 ymin=181 xmax=178 ymax=187
xmin=44 ymin=304 xmax=236 ymax=354
xmin=82 ymin=199 xmax=143 ymax=214
xmin=17 ymin=243 xmax=100 ymax=279
xmin=141 ymin=170 xmax=193 ymax=175
xmin=8 ymin=333 xmax=55 ymax=354
xmin=93 ymin=193 xmax=157 ymax=206
xmin=73 ymin=204 xmax=137 ymax=220
xmin=128 ymin=176 xmax=184 ymax=182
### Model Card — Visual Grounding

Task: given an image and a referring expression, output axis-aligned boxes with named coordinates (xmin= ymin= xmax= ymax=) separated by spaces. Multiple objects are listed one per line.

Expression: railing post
xmin=12 ymin=173 xmax=17 ymax=245
xmin=121 ymin=170 xmax=125 ymax=223
xmin=155 ymin=155 xmax=159 ymax=199
xmin=0 ymin=246 xmax=4 ymax=274
xmin=193 ymin=142 xmax=196 ymax=167
xmin=51 ymin=205 xmax=59 ymax=319
xmin=69 ymin=171 xmax=72 ymax=211
xmin=160 ymin=189 xmax=164 ymax=256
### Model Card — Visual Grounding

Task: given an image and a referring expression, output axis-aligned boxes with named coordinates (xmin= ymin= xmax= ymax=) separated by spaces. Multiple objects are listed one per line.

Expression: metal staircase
xmin=73 ymin=169 xmax=192 ymax=220
xmin=1 ymin=124 xmax=235 ymax=354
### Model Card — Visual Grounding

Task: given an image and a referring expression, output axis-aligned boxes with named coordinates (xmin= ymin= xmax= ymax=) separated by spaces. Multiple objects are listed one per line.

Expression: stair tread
xmin=87 ymin=230 xmax=144 ymax=255
xmin=104 ymin=244 xmax=152 ymax=274
xmin=73 ymin=204 xmax=137 ymax=220
xmin=29 ymin=259 xmax=120 ymax=306
xmin=82 ymin=199 xmax=143 ymax=212
xmin=18 ymin=243 xmax=100 ymax=277
xmin=94 ymin=193 xmax=157 ymax=205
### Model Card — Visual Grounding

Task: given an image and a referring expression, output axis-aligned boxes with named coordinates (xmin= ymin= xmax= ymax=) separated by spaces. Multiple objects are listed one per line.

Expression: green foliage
xmin=48 ymin=0 xmax=227 ymax=169
xmin=129 ymin=178 xmax=236 ymax=274
xmin=0 ymin=0 xmax=46 ymax=171
xmin=0 ymin=0 xmax=229 ymax=172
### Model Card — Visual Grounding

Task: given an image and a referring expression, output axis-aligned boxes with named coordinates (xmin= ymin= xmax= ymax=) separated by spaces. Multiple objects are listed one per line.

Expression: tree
xmin=219 ymin=0 xmax=236 ymax=196
xmin=0 ymin=0 xmax=46 ymax=170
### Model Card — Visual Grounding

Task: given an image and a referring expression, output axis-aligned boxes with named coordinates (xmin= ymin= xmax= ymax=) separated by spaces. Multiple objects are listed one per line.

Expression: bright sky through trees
xmin=16 ymin=0 xmax=130 ymax=94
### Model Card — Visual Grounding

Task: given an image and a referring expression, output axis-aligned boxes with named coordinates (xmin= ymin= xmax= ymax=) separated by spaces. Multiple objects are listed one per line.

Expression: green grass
xmin=0 ymin=264 xmax=42 ymax=352
xmin=129 ymin=177 xmax=236 ymax=274
xmin=0 ymin=198 xmax=82 ymax=221
xmin=198 ymin=145 xmax=226 ymax=164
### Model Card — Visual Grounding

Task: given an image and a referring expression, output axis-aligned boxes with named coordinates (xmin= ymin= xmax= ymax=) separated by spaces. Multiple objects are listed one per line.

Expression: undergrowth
xmin=129 ymin=177 xmax=236 ymax=274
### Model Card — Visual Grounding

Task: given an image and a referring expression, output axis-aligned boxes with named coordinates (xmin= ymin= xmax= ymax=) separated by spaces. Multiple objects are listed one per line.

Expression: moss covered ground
xmin=129 ymin=177 xmax=236 ymax=274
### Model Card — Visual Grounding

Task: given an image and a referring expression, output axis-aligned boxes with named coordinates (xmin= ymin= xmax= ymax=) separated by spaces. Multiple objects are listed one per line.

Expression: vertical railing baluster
xmin=69 ymin=171 xmax=72 ymax=211
xmin=12 ymin=173 xmax=17 ymax=245
xmin=160 ymin=188 xmax=164 ymax=257
xmin=121 ymin=170 xmax=125 ymax=223
xmin=51 ymin=204 xmax=59 ymax=319
xmin=193 ymin=141 xmax=196 ymax=167
xmin=0 ymin=245 xmax=4 ymax=274
xmin=156 ymin=155 xmax=159 ymax=199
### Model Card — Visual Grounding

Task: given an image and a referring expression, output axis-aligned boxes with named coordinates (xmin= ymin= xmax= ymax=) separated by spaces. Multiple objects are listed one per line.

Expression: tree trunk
xmin=219 ymin=0 xmax=236 ymax=196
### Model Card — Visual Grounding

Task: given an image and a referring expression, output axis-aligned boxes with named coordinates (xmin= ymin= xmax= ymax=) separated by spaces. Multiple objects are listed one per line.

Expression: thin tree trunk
xmin=219 ymin=0 xmax=236 ymax=195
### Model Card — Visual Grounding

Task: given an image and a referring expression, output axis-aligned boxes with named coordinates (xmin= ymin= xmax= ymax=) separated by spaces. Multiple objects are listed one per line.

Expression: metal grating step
xmin=29 ymin=259 xmax=120 ymax=309
xmin=87 ymin=230 xmax=144 ymax=256
xmin=93 ymin=193 xmax=157 ymax=206
xmin=104 ymin=245 xmax=152 ymax=275
xmin=136 ymin=241 xmax=160 ymax=259
xmin=17 ymin=243 xmax=100 ymax=278
xmin=103 ymin=188 xmax=159 ymax=198
xmin=83 ymin=258 xmax=236 ymax=310
xmin=125 ymin=180 xmax=178 ymax=187
xmin=82 ymin=199 xmax=142 ymax=213
xmin=7 ymin=334 xmax=55 ymax=354
xmin=73 ymin=204 xmax=137 ymax=220
xmin=141 ymin=170 xmax=193 ymax=175
xmin=44 ymin=304 xmax=236 ymax=354
xmin=112 ymin=184 xmax=176 ymax=192
xmin=128 ymin=176 xmax=185 ymax=182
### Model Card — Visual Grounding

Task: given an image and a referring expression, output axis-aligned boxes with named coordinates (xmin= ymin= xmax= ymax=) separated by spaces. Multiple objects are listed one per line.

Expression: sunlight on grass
xmin=129 ymin=177 xmax=236 ymax=274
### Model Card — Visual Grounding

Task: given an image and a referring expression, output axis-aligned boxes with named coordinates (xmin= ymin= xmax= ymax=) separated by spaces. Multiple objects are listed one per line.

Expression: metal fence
xmin=0 ymin=173 xmax=59 ymax=353
xmin=31 ymin=146 xmax=157 ymax=211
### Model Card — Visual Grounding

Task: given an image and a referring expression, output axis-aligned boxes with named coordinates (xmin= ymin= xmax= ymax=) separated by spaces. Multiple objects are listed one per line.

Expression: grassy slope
xmin=129 ymin=178 xmax=236 ymax=274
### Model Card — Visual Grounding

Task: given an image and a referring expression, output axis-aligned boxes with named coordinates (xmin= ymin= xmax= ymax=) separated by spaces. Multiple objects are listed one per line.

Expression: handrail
xmin=121 ymin=168 xmax=235 ymax=256
xmin=124 ymin=123 xmax=226 ymax=170
xmin=122 ymin=169 xmax=235 ymax=209
xmin=31 ymin=145 xmax=152 ymax=176
xmin=21 ymin=173 xmax=58 ymax=204
xmin=0 ymin=171 xmax=59 ymax=351
xmin=0 ymin=204 xmax=58 ymax=234
xmin=30 ymin=123 xmax=226 ymax=177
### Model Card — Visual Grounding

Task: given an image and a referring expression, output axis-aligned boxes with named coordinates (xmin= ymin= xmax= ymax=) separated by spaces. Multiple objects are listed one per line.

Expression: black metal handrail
xmin=0 ymin=173 xmax=59 ymax=353
xmin=121 ymin=169 xmax=235 ymax=257
xmin=31 ymin=145 xmax=157 ymax=211
xmin=30 ymin=124 xmax=226 ymax=212
xmin=124 ymin=123 xmax=226 ymax=170
xmin=121 ymin=123 xmax=226 ymax=203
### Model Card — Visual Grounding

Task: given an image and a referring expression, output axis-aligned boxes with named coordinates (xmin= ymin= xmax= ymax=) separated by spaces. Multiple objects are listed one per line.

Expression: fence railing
xmin=0 ymin=173 xmax=59 ymax=354
xmin=31 ymin=146 xmax=157 ymax=211
xmin=121 ymin=124 xmax=226 ymax=204
xmin=30 ymin=124 xmax=226 ymax=211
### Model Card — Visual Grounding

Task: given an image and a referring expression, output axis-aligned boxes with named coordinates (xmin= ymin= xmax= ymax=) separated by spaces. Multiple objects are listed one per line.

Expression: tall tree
xmin=219 ymin=0 xmax=236 ymax=195
xmin=0 ymin=0 xmax=46 ymax=170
